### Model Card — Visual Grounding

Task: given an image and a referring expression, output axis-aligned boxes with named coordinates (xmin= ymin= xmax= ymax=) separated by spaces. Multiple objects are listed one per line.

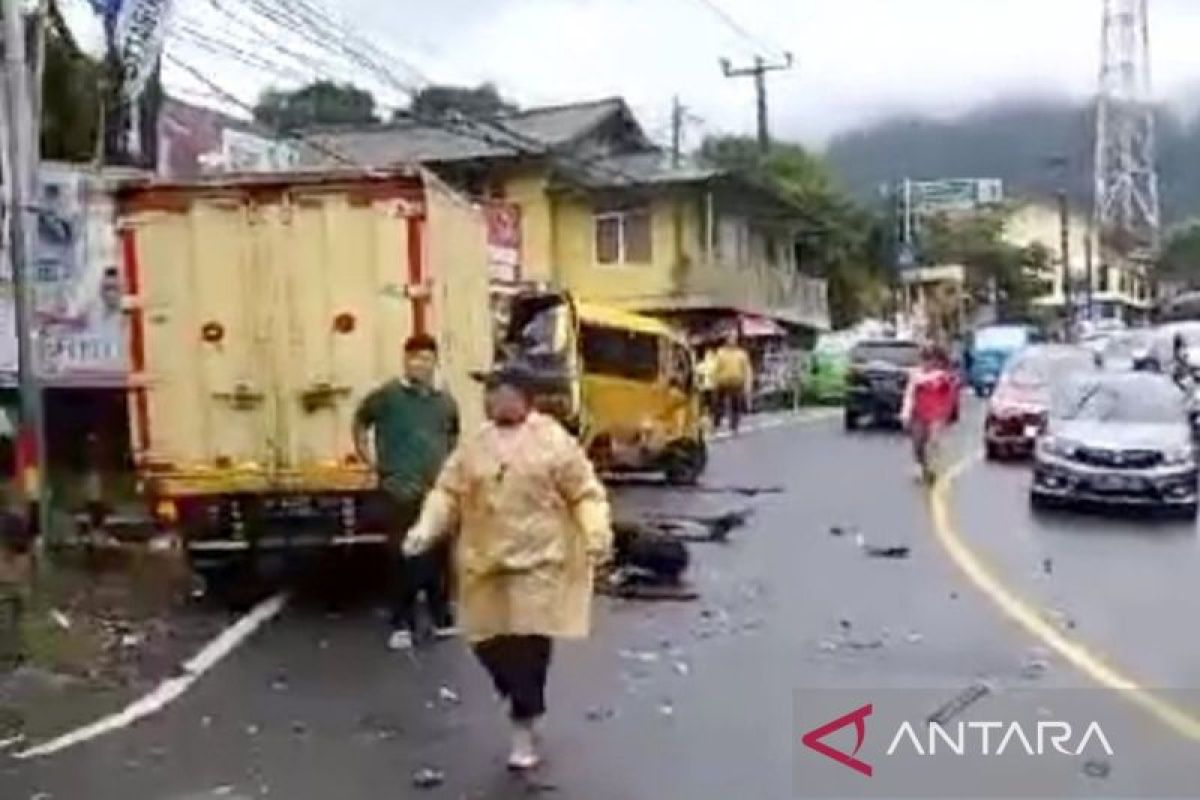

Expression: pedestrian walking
xmin=901 ymin=344 xmax=958 ymax=484
xmin=711 ymin=331 xmax=754 ymax=435
xmin=353 ymin=334 xmax=460 ymax=651
xmin=402 ymin=363 xmax=613 ymax=770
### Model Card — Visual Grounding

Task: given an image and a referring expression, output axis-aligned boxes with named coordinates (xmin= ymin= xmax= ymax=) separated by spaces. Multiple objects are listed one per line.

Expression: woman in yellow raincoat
xmin=403 ymin=363 xmax=613 ymax=770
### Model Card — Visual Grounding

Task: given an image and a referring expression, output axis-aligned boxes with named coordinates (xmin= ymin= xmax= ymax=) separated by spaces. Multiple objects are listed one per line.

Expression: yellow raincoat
xmin=406 ymin=412 xmax=613 ymax=643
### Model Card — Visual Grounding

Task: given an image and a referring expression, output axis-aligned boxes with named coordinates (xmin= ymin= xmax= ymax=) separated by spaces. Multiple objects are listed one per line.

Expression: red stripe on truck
xmin=120 ymin=227 xmax=151 ymax=453
xmin=406 ymin=214 xmax=427 ymax=336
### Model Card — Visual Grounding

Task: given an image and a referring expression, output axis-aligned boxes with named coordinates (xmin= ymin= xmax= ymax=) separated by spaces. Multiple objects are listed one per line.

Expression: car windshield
xmin=1054 ymin=377 xmax=1185 ymax=424
xmin=974 ymin=326 xmax=1029 ymax=351
xmin=1003 ymin=348 xmax=1094 ymax=388
xmin=850 ymin=342 xmax=920 ymax=367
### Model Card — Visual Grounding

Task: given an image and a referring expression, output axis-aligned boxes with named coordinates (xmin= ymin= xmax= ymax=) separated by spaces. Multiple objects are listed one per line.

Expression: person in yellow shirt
xmin=712 ymin=331 xmax=754 ymax=434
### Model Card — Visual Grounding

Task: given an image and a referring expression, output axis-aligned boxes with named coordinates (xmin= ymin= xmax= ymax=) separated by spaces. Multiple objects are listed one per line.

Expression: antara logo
xmin=801 ymin=703 xmax=874 ymax=777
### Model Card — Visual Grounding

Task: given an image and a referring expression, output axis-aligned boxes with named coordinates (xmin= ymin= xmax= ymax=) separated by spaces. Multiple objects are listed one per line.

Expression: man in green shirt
xmin=354 ymin=334 xmax=460 ymax=651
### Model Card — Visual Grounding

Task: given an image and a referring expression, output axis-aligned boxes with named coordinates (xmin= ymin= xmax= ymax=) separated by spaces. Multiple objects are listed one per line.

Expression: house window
xmin=594 ymin=205 xmax=652 ymax=265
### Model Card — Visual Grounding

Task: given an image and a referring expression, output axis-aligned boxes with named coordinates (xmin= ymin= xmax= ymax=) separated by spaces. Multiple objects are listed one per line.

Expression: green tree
xmin=1160 ymin=224 xmax=1200 ymax=284
xmin=39 ymin=0 xmax=104 ymax=162
xmin=921 ymin=210 xmax=1049 ymax=321
xmin=699 ymin=135 xmax=890 ymax=327
xmin=254 ymin=81 xmax=377 ymax=133
xmin=404 ymin=83 xmax=516 ymax=120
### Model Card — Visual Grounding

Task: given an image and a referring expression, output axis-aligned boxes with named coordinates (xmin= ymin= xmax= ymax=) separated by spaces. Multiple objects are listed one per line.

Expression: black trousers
xmin=473 ymin=635 xmax=553 ymax=722
xmin=713 ymin=387 xmax=746 ymax=433
xmin=387 ymin=495 xmax=453 ymax=632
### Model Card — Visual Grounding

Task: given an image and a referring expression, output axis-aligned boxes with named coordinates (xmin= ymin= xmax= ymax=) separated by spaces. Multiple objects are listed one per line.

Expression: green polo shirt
xmin=355 ymin=379 xmax=459 ymax=502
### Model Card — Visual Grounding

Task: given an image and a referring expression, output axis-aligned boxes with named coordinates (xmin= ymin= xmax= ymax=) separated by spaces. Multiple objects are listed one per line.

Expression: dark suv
xmin=844 ymin=339 xmax=923 ymax=430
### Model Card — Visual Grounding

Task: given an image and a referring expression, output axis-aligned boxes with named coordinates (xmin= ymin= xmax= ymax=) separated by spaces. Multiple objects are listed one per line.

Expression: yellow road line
xmin=929 ymin=454 xmax=1200 ymax=742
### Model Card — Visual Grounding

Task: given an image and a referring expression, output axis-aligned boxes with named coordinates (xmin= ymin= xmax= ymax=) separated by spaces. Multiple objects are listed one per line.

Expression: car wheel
xmin=843 ymin=410 xmax=859 ymax=431
xmin=1169 ymin=503 xmax=1198 ymax=523
xmin=985 ymin=442 xmax=1002 ymax=461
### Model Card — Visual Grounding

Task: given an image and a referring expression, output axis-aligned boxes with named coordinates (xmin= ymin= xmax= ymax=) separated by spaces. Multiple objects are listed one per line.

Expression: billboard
xmin=0 ymin=165 xmax=127 ymax=386
xmin=909 ymin=178 xmax=1004 ymax=214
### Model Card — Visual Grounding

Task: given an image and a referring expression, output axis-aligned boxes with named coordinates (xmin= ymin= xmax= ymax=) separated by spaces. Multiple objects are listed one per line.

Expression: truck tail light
xmin=201 ymin=321 xmax=225 ymax=343
xmin=333 ymin=312 xmax=357 ymax=334
xmin=154 ymin=499 xmax=179 ymax=525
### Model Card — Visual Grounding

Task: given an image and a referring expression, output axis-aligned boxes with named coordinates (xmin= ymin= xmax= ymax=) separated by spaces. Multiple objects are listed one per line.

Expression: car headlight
xmin=1163 ymin=445 xmax=1196 ymax=467
xmin=1037 ymin=435 xmax=1077 ymax=460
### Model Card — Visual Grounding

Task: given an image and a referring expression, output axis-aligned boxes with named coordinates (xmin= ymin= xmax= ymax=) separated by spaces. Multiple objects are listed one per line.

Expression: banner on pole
xmin=116 ymin=0 xmax=174 ymax=101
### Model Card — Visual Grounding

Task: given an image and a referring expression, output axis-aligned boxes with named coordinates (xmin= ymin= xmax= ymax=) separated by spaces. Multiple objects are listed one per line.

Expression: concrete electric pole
xmin=3 ymin=0 xmax=48 ymax=536
xmin=719 ymin=53 xmax=793 ymax=153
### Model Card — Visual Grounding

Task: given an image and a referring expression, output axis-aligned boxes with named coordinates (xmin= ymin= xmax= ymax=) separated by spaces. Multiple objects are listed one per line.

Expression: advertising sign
xmin=485 ymin=202 xmax=521 ymax=283
xmin=0 ymin=165 xmax=126 ymax=386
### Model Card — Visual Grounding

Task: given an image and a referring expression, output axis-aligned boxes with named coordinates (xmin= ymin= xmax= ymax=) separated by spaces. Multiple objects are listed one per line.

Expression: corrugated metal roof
xmin=302 ymin=97 xmax=635 ymax=168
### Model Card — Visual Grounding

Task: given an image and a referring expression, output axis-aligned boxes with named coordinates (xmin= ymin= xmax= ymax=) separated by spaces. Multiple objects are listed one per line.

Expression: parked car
xmin=844 ymin=339 xmax=932 ymax=430
xmin=967 ymin=323 xmax=1044 ymax=397
xmin=984 ymin=344 xmax=1099 ymax=460
xmin=1030 ymin=372 xmax=1198 ymax=518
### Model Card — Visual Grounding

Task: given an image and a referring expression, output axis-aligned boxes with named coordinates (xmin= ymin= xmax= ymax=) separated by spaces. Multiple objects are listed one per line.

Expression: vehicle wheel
xmin=843 ymin=410 xmax=859 ymax=431
xmin=985 ymin=442 xmax=1001 ymax=461
xmin=664 ymin=439 xmax=707 ymax=486
xmin=1029 ymin=491 xmax=1056 ymax=512
xmin=1169 ymin=503 xmax=1198 ymax=523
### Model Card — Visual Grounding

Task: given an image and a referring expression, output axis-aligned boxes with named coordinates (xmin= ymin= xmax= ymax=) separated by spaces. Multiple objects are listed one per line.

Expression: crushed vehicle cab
xmin=500 ymin=291 xmax=707 ymax=485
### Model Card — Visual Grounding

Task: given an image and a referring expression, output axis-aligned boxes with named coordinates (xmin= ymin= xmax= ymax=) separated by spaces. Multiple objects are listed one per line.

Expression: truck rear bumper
xmin=188 ymin=533 xmax=389 ymax=552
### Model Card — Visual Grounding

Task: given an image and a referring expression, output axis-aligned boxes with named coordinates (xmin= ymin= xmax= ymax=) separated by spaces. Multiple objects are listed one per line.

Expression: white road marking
xmin=15 ymin=592 xmax=289 ymax=760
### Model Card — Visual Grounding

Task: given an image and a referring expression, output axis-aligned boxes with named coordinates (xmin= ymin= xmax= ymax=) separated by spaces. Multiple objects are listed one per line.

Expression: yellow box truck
xmin=114 ymin=170 xmax=490 ymax=581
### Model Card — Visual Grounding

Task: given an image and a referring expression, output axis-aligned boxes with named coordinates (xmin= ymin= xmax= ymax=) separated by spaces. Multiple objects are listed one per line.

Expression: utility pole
xmin=720 ymin=52 xmax=793 ymax=153
xmin=670 ymin=95 xmax=683 ymax=167
xmin=1084 ymin=222 xmax=1095 ymax=323
xmin=3 ymin=0 xmax=47 ymax=537
xmin=1058 ymin=189 xmax=1074 ymax=340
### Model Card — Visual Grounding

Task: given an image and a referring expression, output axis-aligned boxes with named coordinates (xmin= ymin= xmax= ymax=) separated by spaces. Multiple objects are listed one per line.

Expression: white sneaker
xmin=507 ymin=722 xmax=540 ymax=771
xmin=387 ymin=629 xmax=414 ymax=651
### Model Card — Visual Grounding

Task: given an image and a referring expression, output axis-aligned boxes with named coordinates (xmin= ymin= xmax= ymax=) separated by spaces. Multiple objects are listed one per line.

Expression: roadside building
xmin=301 ymin=97 xmax=830 ymax=365
xmin=1003 ymin=200 xmax=1152 ymax=324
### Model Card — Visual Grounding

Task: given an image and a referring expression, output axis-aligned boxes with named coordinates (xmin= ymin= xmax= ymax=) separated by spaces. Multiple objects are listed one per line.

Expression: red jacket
xmin=903 ymin=367 xmax=957 ymax=425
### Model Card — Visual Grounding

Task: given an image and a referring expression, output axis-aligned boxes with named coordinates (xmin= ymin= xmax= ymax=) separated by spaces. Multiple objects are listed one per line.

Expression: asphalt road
xmin=4 ymin=404 xmax=1200 ymax=799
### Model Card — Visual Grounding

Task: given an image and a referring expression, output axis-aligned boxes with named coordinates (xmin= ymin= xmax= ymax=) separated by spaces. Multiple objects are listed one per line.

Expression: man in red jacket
xmin=901 ymin=344 xmax=958 ymax=484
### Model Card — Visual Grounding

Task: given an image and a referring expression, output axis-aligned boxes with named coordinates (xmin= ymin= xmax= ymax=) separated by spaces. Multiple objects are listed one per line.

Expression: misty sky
xmin=67 ymin=0 xmax=1200 ymax=148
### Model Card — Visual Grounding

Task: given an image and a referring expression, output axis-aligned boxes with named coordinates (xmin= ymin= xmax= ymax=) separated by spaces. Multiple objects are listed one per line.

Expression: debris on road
xmin=817 ymin=638 xmax=839 ymax=653
xmin=905 ymin=632 xmax=925 ymax=644
xmin=658 ymin=701 xmax=675 ymax=718
xmin=411 ymin=767 xmax=446 ymax=790
xmin=926 ymin=682 xmax=992 ymax=726
xmin=864 ymin=545 xmax=911 ymax=559
xmin=641 ymin=508 xmax=755 ymax=543
xmin=212 ymin=788 xmax=235 ymax=798
xmin=49 ymin=610 xmax=71 ymax=631
xmin=949 ymin=592 xmax=959 ymax=600
xmin=1083 ymin=758 xmax=1112 ymax=779
xmin=1021 ymin=655 xmax=1050 ymax=680
xmin=270 ymin=675 xmax=289 ymax=692
xmin=1042 ymin=558 xmax=1054 ymax=575
xmin=673 ymin=660 xmax=691 ymax=676
xmin=437 ymin=685 xmax=461 ymax=705
xmin=618 ymin=649 xmax=660 ymax=664
xmin=829 ymin=525 xmax=851 ymax=537
xmin=844 ymin=638 xmax=884 ymax=650
xmin=585 ymin=706 xmax=615 ymax=722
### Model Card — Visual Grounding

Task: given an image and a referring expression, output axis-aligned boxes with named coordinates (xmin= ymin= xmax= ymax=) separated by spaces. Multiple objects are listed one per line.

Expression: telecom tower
xmin=1094 ymin=0 xmax=1160 ymax=261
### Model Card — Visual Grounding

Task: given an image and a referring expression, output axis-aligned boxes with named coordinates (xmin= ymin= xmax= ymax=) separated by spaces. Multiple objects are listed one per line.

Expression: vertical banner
xmin=116 ymin=0 xmax=174 ymax=102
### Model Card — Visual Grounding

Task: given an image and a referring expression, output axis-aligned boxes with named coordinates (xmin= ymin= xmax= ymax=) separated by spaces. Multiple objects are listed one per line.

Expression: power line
xmin=685 ymin=0 xmax=788 ymax=58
